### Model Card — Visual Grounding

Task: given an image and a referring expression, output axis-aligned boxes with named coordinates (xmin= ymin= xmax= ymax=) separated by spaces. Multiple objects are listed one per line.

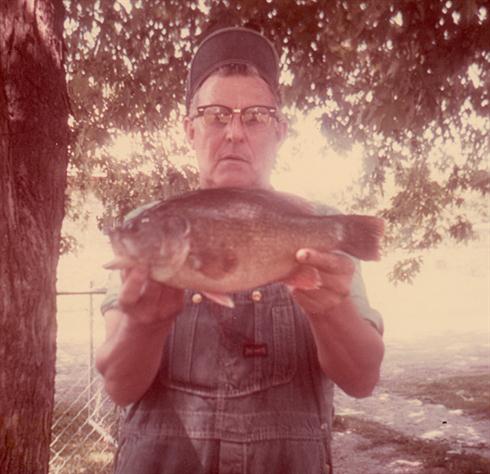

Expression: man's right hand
xmin=95 ymin=266 xmax=183 ymax=406
xmin=118 ymin=265 xmax=184 ymax=326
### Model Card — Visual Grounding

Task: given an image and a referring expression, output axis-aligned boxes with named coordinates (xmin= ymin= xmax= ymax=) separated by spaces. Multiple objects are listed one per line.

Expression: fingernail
xmin=296 ymin=249 xmax=309 ymax=262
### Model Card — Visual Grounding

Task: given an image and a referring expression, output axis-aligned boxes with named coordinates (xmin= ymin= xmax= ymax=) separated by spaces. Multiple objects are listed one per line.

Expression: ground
xmin=331 ymin=332 xmax=490 ymax=474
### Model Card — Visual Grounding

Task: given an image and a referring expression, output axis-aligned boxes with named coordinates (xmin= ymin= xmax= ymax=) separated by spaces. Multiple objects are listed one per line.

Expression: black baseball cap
xmin=185 ymin=27 xmax=280 ymax=112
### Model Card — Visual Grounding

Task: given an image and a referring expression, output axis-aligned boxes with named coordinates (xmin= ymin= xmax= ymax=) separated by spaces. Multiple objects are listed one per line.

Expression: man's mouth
xmin=219 ymin=155 xmax=248 ymax=163
xmin=218 ymin=155 xmax=250 ymax=164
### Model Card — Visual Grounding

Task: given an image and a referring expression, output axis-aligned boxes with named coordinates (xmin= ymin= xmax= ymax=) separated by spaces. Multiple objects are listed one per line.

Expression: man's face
xmin=184 ymin=75 xmax=287 ymax=189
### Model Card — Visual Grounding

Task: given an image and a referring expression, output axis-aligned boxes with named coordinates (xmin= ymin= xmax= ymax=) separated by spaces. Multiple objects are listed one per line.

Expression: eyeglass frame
xmin=189 ymin=104 xmax=281 ymax=126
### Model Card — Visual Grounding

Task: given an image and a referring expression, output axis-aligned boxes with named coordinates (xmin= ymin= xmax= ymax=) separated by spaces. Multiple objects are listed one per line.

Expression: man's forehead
xmin=196 ymin=74 xmax=277 ymax=107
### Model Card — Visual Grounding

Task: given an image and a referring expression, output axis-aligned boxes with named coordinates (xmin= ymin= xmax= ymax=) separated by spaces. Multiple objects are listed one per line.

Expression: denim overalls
xmin=113 ymin=284 xmax=337 ymax=474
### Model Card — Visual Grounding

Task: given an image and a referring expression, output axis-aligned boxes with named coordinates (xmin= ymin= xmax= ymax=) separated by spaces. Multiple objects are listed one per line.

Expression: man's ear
xmin=183 ymin=115 xmax=195 ymax=143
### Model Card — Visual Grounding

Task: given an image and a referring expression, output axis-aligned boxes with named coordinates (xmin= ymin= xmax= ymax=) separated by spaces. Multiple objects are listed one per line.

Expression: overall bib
xmin=114 ymin=284 xmax=334 ymax=474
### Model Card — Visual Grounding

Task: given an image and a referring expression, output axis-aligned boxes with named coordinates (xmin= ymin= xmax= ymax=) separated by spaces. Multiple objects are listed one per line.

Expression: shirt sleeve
xmin=350 ymin=260 xmax=384 ymax=335
xmin=100 ymin=270 xmax=122 ymax=315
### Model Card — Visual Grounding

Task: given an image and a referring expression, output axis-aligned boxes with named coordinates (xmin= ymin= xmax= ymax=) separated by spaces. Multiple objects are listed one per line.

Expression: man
xmin=96 ymin=26 xmax=384 ymax=474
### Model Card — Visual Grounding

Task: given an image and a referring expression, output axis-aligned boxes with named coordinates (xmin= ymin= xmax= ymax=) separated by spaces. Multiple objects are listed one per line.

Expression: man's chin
xmin=218 ymin=178 xmax=256 ymax=189
xmin=207 ymin=173 xmax=262 ymax=189
xmin=212 ymin=167 xmax=259 ymax=188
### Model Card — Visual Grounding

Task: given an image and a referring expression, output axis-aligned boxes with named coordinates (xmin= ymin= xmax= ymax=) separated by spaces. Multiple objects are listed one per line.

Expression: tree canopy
xmin=63 ymin=0 xmax=489 ymax=281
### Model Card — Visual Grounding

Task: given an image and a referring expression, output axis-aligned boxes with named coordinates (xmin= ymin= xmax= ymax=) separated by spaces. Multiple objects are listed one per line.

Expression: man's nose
xmin=224 ymin=113 xmax=246 ymax=142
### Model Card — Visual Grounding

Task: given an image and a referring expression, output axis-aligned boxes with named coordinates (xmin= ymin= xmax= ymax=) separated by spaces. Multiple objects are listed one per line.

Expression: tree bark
xmin=0 ymin=1 xmax=69 ymax=472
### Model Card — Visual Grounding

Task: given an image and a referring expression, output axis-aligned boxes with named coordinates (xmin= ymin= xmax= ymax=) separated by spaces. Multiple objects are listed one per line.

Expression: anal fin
xmin=203 ymin=291 xmax=235 ymax=308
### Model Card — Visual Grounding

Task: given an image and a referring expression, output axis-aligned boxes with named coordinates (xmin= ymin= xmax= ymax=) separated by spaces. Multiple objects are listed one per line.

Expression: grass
xmin=333 ymin=366 xmax=490 ymax=473
xmin=392 ymin=373 xmax=490 ymax=420
xmin=50 ymin=399 xmax=117 ymax=474
xmin=333 ymin=415 xmax=490 ymax=474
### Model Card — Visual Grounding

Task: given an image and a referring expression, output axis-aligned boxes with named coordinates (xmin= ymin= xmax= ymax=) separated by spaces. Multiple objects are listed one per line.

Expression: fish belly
xmin=167 ymin=255 xmax=296 ymax=293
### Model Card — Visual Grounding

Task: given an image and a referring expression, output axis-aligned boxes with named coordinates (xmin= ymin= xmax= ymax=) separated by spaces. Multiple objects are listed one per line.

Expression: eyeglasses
xmin=190 ymin=104 xmax=280 ymax=127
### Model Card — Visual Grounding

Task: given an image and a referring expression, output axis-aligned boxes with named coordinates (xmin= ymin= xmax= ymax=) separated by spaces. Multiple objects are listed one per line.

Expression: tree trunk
xmin=0 ymin=1 xmax=69 ymax=472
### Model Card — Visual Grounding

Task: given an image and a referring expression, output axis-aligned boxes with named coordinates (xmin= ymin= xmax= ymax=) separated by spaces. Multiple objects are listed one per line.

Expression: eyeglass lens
xmin=200 ymin=106 xmax=275 ymax=125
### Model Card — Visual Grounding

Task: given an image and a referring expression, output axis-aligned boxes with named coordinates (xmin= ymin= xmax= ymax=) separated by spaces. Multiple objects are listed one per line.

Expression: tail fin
xmin=337 ymin=215 xmax=384 ymax=261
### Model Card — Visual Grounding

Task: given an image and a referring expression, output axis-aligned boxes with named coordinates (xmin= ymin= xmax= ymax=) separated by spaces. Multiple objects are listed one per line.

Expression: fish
xmin=104 ymin=187 xmax=384 ymax=307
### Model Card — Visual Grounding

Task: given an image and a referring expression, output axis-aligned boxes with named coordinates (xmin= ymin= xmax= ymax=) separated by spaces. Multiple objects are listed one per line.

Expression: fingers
xmin=119 ymin=266 xmax=150 ymax=307
xmin=296 ymin=248 xmax=355 ymax=275
xmin=317 ymin=272 xmax=352 ymax=297
xmin=292 ymin=286 xmax=346 ymax=315
xmin=117 ymin=266 xmax=184 ymax=324
xmin=296 ymin=248 xmax=354 ymax=295
xmin=293 ymin=249 xmax=355 ymax=314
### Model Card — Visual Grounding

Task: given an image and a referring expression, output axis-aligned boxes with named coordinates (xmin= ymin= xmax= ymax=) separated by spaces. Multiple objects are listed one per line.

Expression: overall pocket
xmin=160 ymin=290 xmax=298 ymax=397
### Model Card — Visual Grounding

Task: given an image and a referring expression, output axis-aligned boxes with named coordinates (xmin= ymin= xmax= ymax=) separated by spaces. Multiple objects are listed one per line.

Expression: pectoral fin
xmin=189 ymin=247 xmax=238 ymax=279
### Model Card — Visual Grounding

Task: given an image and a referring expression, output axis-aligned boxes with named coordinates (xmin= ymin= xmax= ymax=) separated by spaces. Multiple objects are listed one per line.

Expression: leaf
xmin=388 ymin=257 xmax=424 ymax=285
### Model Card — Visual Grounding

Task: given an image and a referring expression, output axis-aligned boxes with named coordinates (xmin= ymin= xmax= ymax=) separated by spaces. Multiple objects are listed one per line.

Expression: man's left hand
xmin=291 ymin=248 xmax=355 ymax=315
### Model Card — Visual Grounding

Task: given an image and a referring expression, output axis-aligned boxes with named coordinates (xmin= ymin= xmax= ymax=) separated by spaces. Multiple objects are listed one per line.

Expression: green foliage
xmin=388 ymin=256 xmax=423 ymax=284
xmin=59 ymin=233 xmax=80 ymax=256
xmin=63 ymin=0 xmax=489 ymax=280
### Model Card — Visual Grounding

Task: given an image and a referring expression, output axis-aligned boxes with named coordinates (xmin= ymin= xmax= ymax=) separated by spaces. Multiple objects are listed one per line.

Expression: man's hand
xmin=96 ymin=265 xmax=184 ymax=406
xmin=290 ymin=247 xmax=384 ymax=398
xmin=292 ymin=248 xmax=355 ymax=316
xmin=118 ymin=265 xmax=184 ymax=326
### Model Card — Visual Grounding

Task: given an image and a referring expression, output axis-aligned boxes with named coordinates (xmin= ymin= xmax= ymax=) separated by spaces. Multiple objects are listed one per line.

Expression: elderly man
xmin=96 ymin=26 xmax=384 ymax=474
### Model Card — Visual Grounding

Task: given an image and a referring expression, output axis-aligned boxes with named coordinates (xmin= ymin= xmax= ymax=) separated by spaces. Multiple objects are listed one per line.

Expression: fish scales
xmin=169 ymin=214 xmax=321 ymax=292
xmin=105 ymin=187 xmax=384 ymax=297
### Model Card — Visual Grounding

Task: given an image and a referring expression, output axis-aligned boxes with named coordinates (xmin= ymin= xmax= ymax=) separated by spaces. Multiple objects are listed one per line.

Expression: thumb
xmin=119 ymin=266 xmax=149 ymax=306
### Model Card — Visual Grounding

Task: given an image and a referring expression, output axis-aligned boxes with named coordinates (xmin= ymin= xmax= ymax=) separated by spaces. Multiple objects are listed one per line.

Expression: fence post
xmin=88 ymin=281 xmax=94 ymax=418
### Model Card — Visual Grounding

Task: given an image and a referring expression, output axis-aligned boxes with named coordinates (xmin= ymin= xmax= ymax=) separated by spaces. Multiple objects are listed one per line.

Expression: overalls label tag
xmin=243 ymin=343 xmax=268 ymax=357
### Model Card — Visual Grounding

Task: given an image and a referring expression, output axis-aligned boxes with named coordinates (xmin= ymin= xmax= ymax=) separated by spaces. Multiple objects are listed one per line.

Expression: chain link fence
xmin=50 ymin=288 xmax=119 ymax=474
